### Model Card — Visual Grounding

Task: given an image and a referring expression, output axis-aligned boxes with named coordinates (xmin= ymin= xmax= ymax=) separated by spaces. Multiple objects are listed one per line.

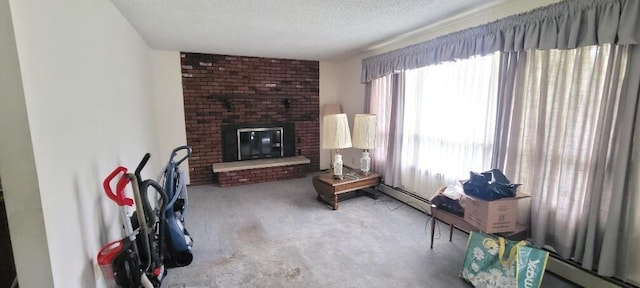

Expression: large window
xmin=364 ymin=0 xmax=639 ymax=282
xmin=399 ymin=52 xmax=500 ymax=197
xmin=368 ymin=44 xmax=638 ymax=282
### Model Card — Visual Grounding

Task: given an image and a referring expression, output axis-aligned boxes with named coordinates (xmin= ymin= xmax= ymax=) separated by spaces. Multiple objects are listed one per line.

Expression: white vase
xmin=333 ymin=154 xmax=343 ymax=179
xmin=360 ymin=151 xmax=371 ymax=174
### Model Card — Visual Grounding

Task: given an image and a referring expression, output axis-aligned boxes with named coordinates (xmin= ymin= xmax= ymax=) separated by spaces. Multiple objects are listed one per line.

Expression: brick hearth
xmin=181 ymin=53 xmax=320 ymax=185
xmin=212 ymin=156 xmax=311 ymax=187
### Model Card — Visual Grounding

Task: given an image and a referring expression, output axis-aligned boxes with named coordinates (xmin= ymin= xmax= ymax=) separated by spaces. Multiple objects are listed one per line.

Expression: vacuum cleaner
xmin=159 ymin=145 xmax=194 ymax=268
xmin=97 ymin=154 xmax=168 ymax=288
xmin=97 ymin=146 xmax=195 ymax=287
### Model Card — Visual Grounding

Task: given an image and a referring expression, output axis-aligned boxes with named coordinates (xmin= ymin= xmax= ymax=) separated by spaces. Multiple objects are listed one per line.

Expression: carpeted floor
xmin=161 ymin=173 xmax=579 ymax=288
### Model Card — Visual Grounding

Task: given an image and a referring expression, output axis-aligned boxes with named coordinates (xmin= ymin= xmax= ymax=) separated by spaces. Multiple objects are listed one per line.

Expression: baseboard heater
xmin=378 ymin=184 xmax=635 ymax=288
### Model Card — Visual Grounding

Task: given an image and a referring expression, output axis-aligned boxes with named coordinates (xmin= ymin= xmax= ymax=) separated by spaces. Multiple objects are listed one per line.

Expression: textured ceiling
xmin=110 ymin=0 xmax=505 ymax=60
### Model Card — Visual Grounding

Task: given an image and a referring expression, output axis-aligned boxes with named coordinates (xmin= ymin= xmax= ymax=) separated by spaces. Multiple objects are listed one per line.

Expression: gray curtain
xmin=366 ymin=73 xmax=405 ymax=187
xmin=491 ymin=51 xmax=525 ymax=169
xmin=493 ymin=44 xmax=640 ymax=280
xmin=381 ymin=73 xmax=405 ymax=187
xmin=596 ymin=45 xmax=640 ymax=280
xmin=360 ymin=0 xmax=640 ymax=282
xmin=364 ymin=82 xmax=371 ymax=114
xmin=361 ymin=0 xmax=640 ymax=83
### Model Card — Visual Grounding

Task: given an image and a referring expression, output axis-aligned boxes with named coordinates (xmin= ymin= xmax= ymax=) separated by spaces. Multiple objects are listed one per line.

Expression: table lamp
xmin=352 ymin=114 xmax=377 ymax=175
xmin=322 ymin=113 xmax=352 ymax=179
xmin=322 ymin=103 xmax=342 ymax=168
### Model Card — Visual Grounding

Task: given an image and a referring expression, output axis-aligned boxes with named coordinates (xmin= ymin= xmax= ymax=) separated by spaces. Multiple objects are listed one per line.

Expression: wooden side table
xmin=430 ymin=206 xmax=528 ymax=249
xmin=430 ymin=206 xmax=478 ymax=249
xmin=312 ymin=171 xmax=381 ymax=210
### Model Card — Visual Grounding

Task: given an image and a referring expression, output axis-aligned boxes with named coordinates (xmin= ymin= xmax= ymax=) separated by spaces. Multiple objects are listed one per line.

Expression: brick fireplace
xmin=181 ymin=53 xmax=320 ymax=185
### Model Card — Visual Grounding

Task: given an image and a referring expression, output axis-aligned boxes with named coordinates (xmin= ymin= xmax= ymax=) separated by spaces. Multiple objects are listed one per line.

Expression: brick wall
xmin=217 ymin=164 xmax=309 ymax=187
xmin=181 ymin=53 xmax=320 ymax=185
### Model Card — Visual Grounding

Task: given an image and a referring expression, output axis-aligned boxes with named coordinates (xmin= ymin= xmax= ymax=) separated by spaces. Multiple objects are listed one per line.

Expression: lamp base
xmin=359 ymin=151 xmax=371 ymax=175
xmin=333 ymin=153 xmax=344 ymax=180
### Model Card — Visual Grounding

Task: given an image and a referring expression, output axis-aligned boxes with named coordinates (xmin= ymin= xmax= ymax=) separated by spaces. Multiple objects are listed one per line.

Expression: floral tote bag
xmin=461 ymin=231 xmax=527 ymax=288
xmin=516 ymin=245 xmax=549 ymax=288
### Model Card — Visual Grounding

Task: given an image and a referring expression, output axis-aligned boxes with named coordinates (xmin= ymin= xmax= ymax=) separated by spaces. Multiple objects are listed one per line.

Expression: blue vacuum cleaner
xmin=160 ymin=145 xmax=194 ymax=268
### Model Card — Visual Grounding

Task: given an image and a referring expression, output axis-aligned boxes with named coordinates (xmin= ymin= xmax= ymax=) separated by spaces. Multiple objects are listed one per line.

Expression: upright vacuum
xmin=97 ymin=154 xmax=168 ymax=288
xmin=160 ymin=145 xmax=194 ymax=268
xmin=96 ymin=146 xmax=195 ymax=287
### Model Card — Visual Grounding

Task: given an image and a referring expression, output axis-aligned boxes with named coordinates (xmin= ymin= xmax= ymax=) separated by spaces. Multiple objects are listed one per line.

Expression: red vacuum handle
xmin=103 ymin=166 xmax=134 ymax=206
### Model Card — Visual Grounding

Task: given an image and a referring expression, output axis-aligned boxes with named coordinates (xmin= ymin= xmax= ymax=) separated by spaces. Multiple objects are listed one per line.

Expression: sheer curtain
xmin=496 ymin=44 xmax=640 ymax=279
xmin=400 ymin=53 xmax=500 ymax=198
xmin=368 ymin=73 xmax=405 ymax=187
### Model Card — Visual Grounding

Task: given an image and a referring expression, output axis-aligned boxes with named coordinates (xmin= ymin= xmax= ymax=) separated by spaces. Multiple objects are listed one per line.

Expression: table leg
xmin=449 ymin=224 xmax=454 ymax=242
xmin=332 ymin=194 xmax=338 ymax=210
xmin=370 ymin=185 xmax=379 ymax=199
xmin=356 ymin=186 xmax=379 ymax=200
xmin=430 ymin=212 xmax=436 ymax=249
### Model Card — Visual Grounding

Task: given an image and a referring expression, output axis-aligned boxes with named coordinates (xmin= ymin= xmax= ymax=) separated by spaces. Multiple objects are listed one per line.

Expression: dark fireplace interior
xmin=238 ymin=127 xmax=283 ymax=160
xmin=222 ymin=123 xmax=296 ymax=162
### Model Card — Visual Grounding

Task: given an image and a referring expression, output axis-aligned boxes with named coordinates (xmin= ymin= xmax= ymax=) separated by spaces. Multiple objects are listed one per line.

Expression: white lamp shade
xmin=322 ymin=113 xmax=352 ymax=149
xmin=352 ymin=114 xmax=377 ymax=149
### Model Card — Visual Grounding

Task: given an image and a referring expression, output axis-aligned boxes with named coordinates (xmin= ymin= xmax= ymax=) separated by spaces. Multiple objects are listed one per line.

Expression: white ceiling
xmin=110 ymin=0 xmax=506 ymax=61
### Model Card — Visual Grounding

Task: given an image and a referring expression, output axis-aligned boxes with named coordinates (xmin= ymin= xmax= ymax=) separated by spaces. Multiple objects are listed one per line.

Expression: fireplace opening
xmin=222 ymin=123 xmax=296 ymax=162
xmin=237 ymin=127 xmax=283 ymax=160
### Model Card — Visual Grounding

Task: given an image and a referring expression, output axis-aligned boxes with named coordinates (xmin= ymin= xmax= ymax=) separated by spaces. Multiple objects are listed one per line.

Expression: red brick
xmin=182 ymin=53 xmax=320 ymax=185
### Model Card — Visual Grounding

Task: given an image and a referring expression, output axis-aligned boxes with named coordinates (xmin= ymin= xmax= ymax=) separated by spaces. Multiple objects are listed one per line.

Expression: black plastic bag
xmin=462 ymin=169 xmax=521 ymax=201
xmin=431 ymin=194 xmax=465 ymax=216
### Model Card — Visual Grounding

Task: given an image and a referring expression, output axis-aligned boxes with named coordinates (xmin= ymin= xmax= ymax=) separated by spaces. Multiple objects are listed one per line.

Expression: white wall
xmin=6 ymin=0 xmax=161 ymax=287
xmin=318 ymin=61 xmax=341 ymax=170
xmin=0 ymin=0 xmax=53 ymax=286
xmin=320 ymin=58 xmax=370 ymax=170
xmin=151 ymin=51 xmax=190 ymax=182
xmin=331 ymin=56 xmax=369 ymax=168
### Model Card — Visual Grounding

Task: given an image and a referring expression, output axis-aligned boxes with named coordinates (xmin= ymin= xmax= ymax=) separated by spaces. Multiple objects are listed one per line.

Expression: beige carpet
xmin=161 ymin=173 xmax=577 ymax=288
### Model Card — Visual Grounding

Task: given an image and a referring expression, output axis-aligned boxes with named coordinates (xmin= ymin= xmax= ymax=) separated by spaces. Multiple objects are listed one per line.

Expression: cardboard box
xmin=462 ymin=194 xmax=529 ymax=234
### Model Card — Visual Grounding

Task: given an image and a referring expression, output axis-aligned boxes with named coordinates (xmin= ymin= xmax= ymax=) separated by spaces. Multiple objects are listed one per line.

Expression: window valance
xmin=361 ymin=0 xmax=640 ymax=83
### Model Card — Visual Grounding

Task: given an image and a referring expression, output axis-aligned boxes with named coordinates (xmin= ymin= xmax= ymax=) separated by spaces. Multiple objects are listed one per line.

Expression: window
xmin=400 ymin=52 xmax=500 ymax=196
